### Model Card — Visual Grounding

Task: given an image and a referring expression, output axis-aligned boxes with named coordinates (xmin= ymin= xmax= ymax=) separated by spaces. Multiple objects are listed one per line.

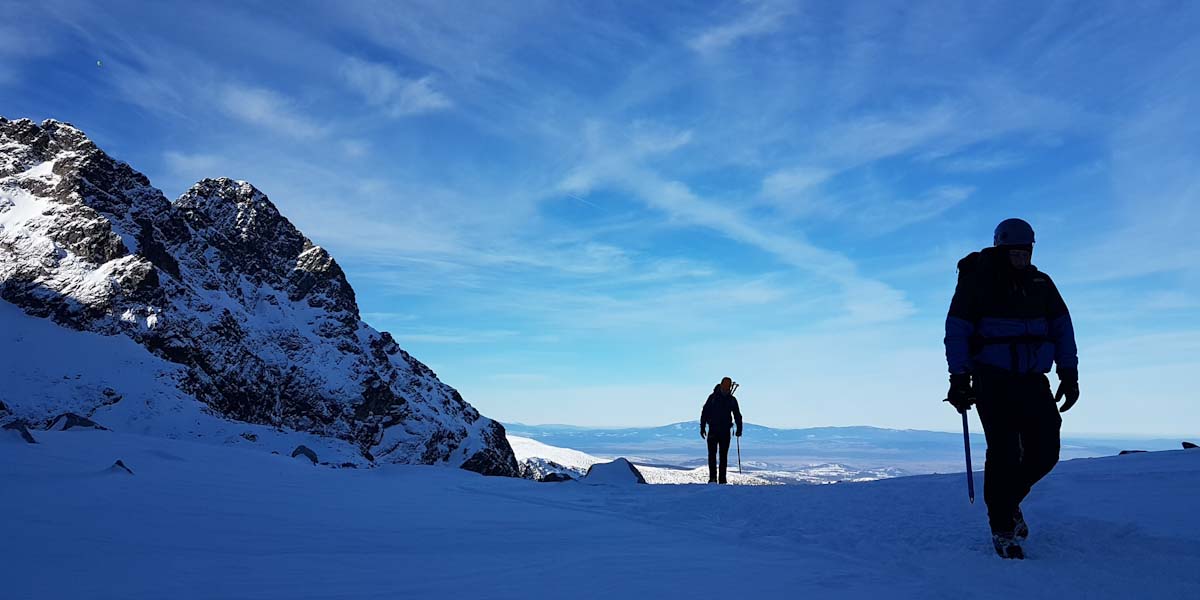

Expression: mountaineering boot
xmin=1013 ymin=508 xmax=1029 ymax=541
xmin=992 ymin=532 xmax=1025 ymax=560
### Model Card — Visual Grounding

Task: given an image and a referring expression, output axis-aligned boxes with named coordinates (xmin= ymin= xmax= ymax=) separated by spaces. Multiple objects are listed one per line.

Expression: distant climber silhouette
xmin=700 ymin=377 xmax=742 ymax=484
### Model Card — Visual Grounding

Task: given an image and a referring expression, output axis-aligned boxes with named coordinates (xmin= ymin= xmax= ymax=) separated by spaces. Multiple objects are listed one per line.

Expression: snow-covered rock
xmin=518 ymin=457 xmax=580 ymax=481
xmin=583 ymin=458 xmax=647 ymax=485
xmin=0 ymin=117 xmax=518 ymax=476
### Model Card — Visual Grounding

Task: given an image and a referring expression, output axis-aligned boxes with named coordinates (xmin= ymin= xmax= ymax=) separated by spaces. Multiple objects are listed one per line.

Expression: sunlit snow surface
xmin=3 ymin=429 xmax=1198 ymax=599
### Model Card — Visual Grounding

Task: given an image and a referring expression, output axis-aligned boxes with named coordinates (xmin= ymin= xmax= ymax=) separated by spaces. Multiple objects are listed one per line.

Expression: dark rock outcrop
xmin=540 ymin=472 xmax=574 ymax=483
xmin=0 ymin=117 xmax=518 ymax=476
xmin=108 ymin=459 xmax=134 ymax=474
xmin=3 ymin=420 xmax=37 ymax=444
xmin=291 ymin=445 xmax=318 ymax=465
xmin=1183 ymin=441 xmax=1197 ymax=450
xmin=1119 ymin=450 xmax=1148 ymax=455
xmin=45 ymin=412 xmax=108 ymax=431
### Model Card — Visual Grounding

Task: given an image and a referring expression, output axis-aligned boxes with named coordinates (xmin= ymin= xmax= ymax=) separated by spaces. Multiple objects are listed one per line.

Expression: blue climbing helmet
xmin=993 ymin=218 xmax=1035 ymax=247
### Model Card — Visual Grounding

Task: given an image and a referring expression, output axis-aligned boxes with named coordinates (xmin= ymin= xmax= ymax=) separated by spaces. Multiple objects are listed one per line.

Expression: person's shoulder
xmin=956 ymin=251 xmax=981 ymax=273
xmin=1027 ymin=267 xmax=1056 ymax=285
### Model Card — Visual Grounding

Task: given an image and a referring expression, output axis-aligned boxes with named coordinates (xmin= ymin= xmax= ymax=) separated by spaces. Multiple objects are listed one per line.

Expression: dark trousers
xmin=707 ymin=432 xmax=731 ymax=483
xmin=974 ymin=371 xmax=1062 ymax=534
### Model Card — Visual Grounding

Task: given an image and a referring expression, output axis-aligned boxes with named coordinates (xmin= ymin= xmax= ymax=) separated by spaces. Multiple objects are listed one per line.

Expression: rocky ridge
xmin=0 ymin=117 xmax=518 ymax=476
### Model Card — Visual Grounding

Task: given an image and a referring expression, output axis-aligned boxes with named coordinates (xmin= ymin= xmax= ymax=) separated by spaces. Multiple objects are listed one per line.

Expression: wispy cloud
xmin=852 ymin=186 xmax=975 ymax=235
xmin=559 ymin=120 xmax=916 ymax=324
xmin=164 ymin=151 xmax=223 ymax=174
xmin=218 ymin=84 xmax=325 ymax=139
xmin=392 ymin=329 xmax=521 ymax=344
xmin=160 ymin=151 xmax=228 ymax=188
xmin=689 ymin=1 xmax=795 ymax=54
xmin=341 ymin=57 xmax=452 ymax=117
xmin=930 ymin=151 xmax=1025 ymax=173
xmin=340 ymin=139 xmax=370 ymax=158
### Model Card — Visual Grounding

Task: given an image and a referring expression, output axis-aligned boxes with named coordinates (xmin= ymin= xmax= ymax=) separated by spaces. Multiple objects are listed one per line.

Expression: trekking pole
xmin=960 ymin=410 xmax=975 ymax=504
xmin=736 ymin=434 xmax=742 ymax=475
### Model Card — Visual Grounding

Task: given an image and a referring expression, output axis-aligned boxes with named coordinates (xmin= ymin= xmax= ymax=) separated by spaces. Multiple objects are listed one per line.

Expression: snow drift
xmin=583 ymin=457 xmax=647 ymax=485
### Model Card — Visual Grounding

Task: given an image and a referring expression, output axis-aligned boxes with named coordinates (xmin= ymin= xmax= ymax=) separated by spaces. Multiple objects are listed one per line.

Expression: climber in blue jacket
xmin=944 ymin=218 xmax=1080 ymax=559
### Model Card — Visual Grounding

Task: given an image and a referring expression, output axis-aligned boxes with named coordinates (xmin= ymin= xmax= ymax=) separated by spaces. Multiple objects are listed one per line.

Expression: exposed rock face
xmin=45 ymin=412 xmax=108 ymax=431
xmin=519 ymin=457 xmax=584 ymax=482
xmin=3 ymin=420 xmax=37 ymax=444
xmin=291 ymin=445 xmax=318 ymax=465
xmin=108 ymin=459 xmax=134 ymax=475
xmin=0 ymin=117 xmax=518 ymax=476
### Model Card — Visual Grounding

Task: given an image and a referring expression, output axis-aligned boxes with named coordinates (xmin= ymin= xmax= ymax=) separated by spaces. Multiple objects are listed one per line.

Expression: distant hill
xmin=505 ymin=421 xmax=1187 ymax=473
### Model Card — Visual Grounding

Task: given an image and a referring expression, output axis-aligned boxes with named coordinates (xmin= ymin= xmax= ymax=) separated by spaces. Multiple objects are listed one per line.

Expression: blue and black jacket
xmin=944 ymin=247 xmax=1078 ymax=376
xmin=701 ymin=386 xmax=743 ymax=436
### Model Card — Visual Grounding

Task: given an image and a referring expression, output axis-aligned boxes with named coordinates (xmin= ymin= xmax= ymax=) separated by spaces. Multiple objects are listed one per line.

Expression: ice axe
xmin=943 ymin=396 xmax=975 ymax=503
xmin=956 ymin=408 xmax=976 ymax=504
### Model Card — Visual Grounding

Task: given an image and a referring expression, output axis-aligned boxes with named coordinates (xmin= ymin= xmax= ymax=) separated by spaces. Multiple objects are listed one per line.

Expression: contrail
xmin=567 ymin=193 xmax=601 ymax=209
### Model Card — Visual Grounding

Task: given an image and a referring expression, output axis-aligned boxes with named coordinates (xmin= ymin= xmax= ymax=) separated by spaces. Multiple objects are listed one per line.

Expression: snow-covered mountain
xmin=0 ymin=117 xmax=517 ymax=475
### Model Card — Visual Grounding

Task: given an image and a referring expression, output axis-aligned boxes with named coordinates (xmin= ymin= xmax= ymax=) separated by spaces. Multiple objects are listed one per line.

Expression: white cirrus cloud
xmin=342 ymin=57 xmax=452 ymax=117
xmin=164 ymin=151 xmax=223 ymax=175
xmin=218 ymin=84 xmax=325 ymax=139
xmin=689 ymin=0 xmax=795 ymax=54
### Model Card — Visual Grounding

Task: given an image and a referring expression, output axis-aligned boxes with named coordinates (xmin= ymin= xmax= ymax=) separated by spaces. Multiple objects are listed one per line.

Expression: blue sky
xmin=3 ymin=1 xmax=1197 ymax=435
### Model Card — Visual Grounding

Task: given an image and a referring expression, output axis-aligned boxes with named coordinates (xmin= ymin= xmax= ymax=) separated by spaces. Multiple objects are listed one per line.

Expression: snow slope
xmin=4 ymin=430 xmax=1197 ymax=599
xmin=508 ymin=434 xmax=605 ymax=472
xmin=0 ymin=300 xmax=367 ymax=463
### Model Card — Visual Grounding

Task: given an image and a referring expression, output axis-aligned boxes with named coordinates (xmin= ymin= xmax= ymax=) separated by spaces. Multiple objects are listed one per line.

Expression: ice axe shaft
xmin=961 ymin=410 xmax=975 ymax=504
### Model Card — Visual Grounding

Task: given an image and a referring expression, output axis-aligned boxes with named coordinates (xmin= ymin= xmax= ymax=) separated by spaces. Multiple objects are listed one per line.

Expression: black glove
xmin=1055 ymin=368 xmax=1079 ymax=413
xmin=735 ymin=427 xmax=743 ymax=438
xmin=946 ymin=373 xmax=974 ymax=414
xmin=700 ymin=425 xmax=706 ymax=440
